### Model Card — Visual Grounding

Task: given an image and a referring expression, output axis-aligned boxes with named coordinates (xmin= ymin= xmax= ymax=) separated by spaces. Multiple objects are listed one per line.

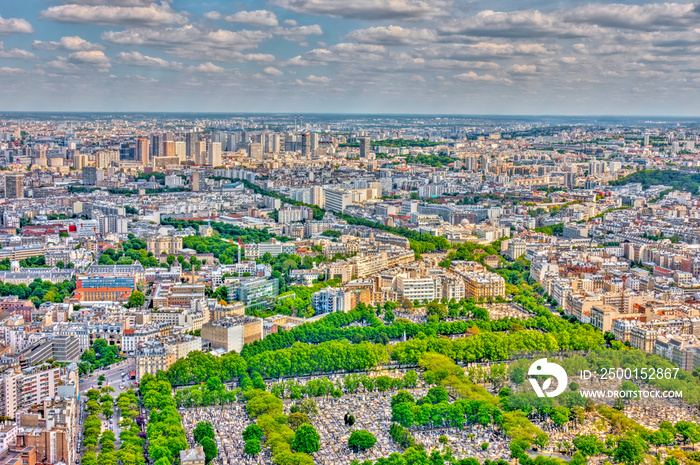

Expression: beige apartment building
xmin=201 ymin=316 xmax=263 ymax=353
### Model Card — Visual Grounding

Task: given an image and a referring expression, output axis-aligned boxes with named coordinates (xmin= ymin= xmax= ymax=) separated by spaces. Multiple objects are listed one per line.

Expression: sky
xmin=1 ymin=0 xmax=700 ymax=115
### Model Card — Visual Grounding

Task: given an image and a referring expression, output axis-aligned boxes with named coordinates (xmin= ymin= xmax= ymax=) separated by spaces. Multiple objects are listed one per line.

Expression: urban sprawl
xmin=0 ymin=114 xmax=697 ymax=465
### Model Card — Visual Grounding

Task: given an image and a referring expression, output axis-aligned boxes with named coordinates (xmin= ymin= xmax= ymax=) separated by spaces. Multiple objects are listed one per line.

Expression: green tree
xmin=288 ymin=412 xmax=310 ymax=431
xmin=242 ymin=424 xmax=262 ymax=442
xmin=613 ymin=437 xmax=646 ymax=465
xmin=299 ymin=399 xmax=319 ymax=417
xmin=509 ymin=366 xmax=526 ymax=385
xmin=126 ymin=291 xmax=145 ymax=308
xmin=572 ymin=435 xmax=605 ymax=457
xmin=551 ymin=406 xmax=570 ymax=426
xmin=244 ymin=440 xmax=261 ymax=456
xmin=348 ymin=430 xmax=377 ymax=453
xmin=200 ymin=437 xmax=218 ymax=464
xmin=193 ymin=422 xmax=215 ymax=444
xmin=293 ymin=424 xmax=321 ymax=454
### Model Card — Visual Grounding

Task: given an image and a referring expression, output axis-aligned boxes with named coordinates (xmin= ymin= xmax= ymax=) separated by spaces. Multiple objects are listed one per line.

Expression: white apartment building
xmin=394 ymin=276 xmax=436 ymax=302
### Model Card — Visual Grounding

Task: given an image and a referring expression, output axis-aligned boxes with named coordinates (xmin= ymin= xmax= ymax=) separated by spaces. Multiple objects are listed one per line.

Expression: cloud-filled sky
xmin=1 ymin=0 xmax=700 ymax=115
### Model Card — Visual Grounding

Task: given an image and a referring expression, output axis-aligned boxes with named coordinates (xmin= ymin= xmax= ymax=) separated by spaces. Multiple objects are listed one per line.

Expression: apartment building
xmin=201 ymin=316 xmax=263 ymax=353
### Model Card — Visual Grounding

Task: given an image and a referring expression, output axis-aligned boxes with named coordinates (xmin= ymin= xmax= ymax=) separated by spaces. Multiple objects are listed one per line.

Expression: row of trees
xmin=83 ymin=389 xmax=142 ymax=465
xmin=0 ymin=276 xmax=76 ymax=308
xmin=270 ymin=371 xmax=419 ymax=400
xmin=0 ymin=255 xmax=48 ymax=269
xmin=390 ymin=388 xmax=503 ymax=430
xmin=140 ymin=375 xmax=189 ymax=465
xmin=160 ymin=216 xmax=286 ymax=243
xmin=231 ymin=178 xmax=451 ymax=256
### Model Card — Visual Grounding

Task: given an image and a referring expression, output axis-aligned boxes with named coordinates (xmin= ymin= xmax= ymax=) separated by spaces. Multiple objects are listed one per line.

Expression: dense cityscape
xmin=0 ymin=112 xmax=694 ymax=465
xmin=5 ymin=0 xmax=700 ymax=463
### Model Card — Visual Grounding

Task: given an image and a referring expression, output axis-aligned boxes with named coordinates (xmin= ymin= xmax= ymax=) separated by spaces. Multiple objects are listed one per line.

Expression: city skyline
xmin=2 ymin=0 xmax=700 ymax=115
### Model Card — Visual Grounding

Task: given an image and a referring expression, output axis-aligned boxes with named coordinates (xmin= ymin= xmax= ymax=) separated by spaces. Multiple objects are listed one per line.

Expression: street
xmin=79 ymin=358 xmax=136 ymax=397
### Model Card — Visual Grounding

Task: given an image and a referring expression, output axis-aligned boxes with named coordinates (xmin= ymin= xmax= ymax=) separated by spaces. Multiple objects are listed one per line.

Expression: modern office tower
xmin=324 ymin=188 xmax=352 ymax=213
xmin=207 ymin=142 xmax=222 ymax=166
xmin=241 ymin=130 xmax=249 ymax=145
xmin=163 ymin=132 xmax=174 ymax=142
xmin=301 ymin=133 xmax=311 ymax=159
xmin=96 ymin=150 xmax=119 ymax=169
xmin=266 ymin=133 xmax=280 ymax=153
xmin=185 ymin=132 xmax=199 ymax=160
xmin=100 ymin=215 xmax=128 ymax=234
xmin=310 ymin=133 xmax=319 ymax=153
xmin=248 ymin=143 xmax=263 ymax=160
xmin=481 ymin=156 xmax=490 ymax=173
xmin=82 ymin=166 xmax=97 ymax=186
xmin=285 ymin=133 xmax=297 ymax=152
xmin=211 ymin=131 xmax=225 ymax=144
xmin=359 ymin=137 xmax=370 ymax=158
xmin=74 ymin=153 xmax=88 ymax=170
xmin=5 ymin=172 xmax=23 ymax=199
xmin=311 ymin=186 xmax=324 ymax=208
xmin=150 ymin=134 xmax=162 ymax=158
xmin=163 ymin=140 xmax=175 ymax=158
xmin=136 ymin=137 xmax=149 ymax=165
xmin=175 ymin=141 xmax=186 ymax=162
xmin=226 ymin=132 xmax=239 ymax=152
xmin=194 ymin=141 xmax=207 ymax=165
xmin=643 ymin=134 xmax=650 ymax=146
xmin=191 ymin=172 xmax=200 ymax=192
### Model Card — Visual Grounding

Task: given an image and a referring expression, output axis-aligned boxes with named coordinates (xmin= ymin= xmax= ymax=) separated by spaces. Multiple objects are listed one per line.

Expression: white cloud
xmin=275 ymin=25 xmax=323 ymax=42
xmin=567 ymin=3 xmax=696 ymax=31
xmin=410 ymin=74 xmax=426 ymax=82
xmin=203 ymin=11 xmax=222 ymax=20
xmin=282 ymin=55 xmax=311 ymax=66
xmin=194 ymin=62 xmax=225 ymax=73
xmin=283 ymin=19 xmax=298 ymax=26
xmin=295 ymin=74 xmax=331 ymax=85
xmin=174 ymin=49 xmax=276 ymax=63
xmin=0 ymin=67 xmax=24 ymax=74
xmin=115 ymin=51 xmax=226 ymax=73
xmin=115 ymin=51 xmax=171 ymax=67
xmin=68 ymin=50 xmax=110 ymax=65
xmin=454 ymin=71 xmax=496 ymax=81
xmin=264 ymin=66 xmax=284 ymax=76
xmin=288 ymin=42 xmax=389 ymax=68
xmin=439 ymin=9 xmax=595 ymax=39
xmin=33 ymin=36 xmax=104 ymax=51
xmin=225 ymin=10 xmax=278 ymax=27
xmin=102 ymin=25 xmax=270 ymax=51
xmin=274 ymin=0 xmax=452 ymax=20
xmin=345 ymin=25 xmax=437 ymax=45
xmin=40 ymin=3 xmax=188 ymax=26
xmin=0 ymin=16 xmax=34 ymax=34
xmin=510 ymin=64 xmax=537 ymax=74
xmin=0 ymin=42 xmax=35 ymax=60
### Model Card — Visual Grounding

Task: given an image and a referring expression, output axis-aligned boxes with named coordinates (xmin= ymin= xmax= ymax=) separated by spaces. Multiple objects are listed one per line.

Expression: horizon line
xmin=0 ymin=111 xmax=700 ymax=119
